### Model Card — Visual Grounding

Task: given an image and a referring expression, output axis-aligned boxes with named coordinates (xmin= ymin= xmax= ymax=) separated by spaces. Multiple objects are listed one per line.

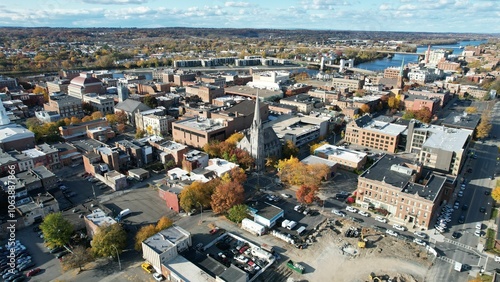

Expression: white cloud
xmin=82 ymin=0 xmax=148 ymax=4
xmin=301 ymin=0 xmax=344 ymax=10
xmin=224 ymin=1 xmax=250 ymax=7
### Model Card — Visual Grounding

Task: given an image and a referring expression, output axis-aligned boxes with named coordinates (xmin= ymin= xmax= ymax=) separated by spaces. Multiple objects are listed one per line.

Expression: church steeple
xmin=249 ymin=90 xmax=264 ymax=171
xmin=252 ymin=90 xmax=261 ymax=128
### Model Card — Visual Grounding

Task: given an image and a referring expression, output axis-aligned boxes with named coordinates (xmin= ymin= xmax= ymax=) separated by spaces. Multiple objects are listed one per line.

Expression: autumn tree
xmin=277 ymin=157 xmax=329 ymax=187
xmin=116 ymin=110 xmax=128 ymax=124
xmin=116 ymin=123 xmax=126 ymax=133
xmin=359 ymin=104 xmax=371 ymax=115
xmin=91 ymin=223 xmax=127 ymax=258
xmin=296 ymin=185 xmax=319 ymax=204
xmin=227 ymin=204 xmax=249 ymax=223
xmin=134 ymin=224 xmax=157 ymax=251
xmin=91 ymin=111 xmax=103 ymax=120
xmin=179 ymin=179 xmax=220 ymax=212
xmin=221 ymin=167 xmax=247 ymax=185
xmin=476 ymin=115 xmax=492 ymax=139
xmin=81 ymin=116 xmax=93 ymax=123
xmin=156 ymin=216 xmax=174 ymax=231
xmin=61 ymin=245 xmax=93 ymax=271
xmin=465 ymin=107 xmax=477 ymax=114
xmin=70 ymin=116 xmax=81 ymax=125
xmin=226 ymin=132 xmax=244 ymax=146
xmin=414 ymin=107 xmax=432 ymax=123
xmin=310 ymin=141 xmax=328 ymax=154
xmin=40 ymin=213 xmax=74 ymax=249
xmin=211 ymin=181 xmax=245 ymax=214
xmin=282 ymin=140 xmax=299 ymax=159
xmin=106 ymin=113 xmax=117 ymax=124
xmin=135 ymin=128 xmax=146 ymax=139
xmin=492 ymin=187 xmax=500 ymax=202
xmin=387 ymin=96 xmax=401 ymax=110
xmin=33 ymin=85 xmax=49 ymax=102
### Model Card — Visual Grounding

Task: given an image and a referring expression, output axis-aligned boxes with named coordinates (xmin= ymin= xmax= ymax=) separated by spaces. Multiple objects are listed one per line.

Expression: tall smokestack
xmin=425 ymin=45 xmax=431 ymax=64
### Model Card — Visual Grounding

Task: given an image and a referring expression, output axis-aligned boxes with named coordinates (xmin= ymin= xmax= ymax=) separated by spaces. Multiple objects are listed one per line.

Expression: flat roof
xmin=31 ymin=166 xmax=55 ymax=179
xmin=158 ymin=140 xmax=187 ymax=151
xmin=205 ymin=158 xmax=238 ymax=176
xmin=360 ymin=154 xmax=415 ymax=188
xmin=224 ymin=85 xmax=283 ymax=101
xmin=0 ymin=124 xmax=34 ymax=142
xmin=404 ymin=173 xmax=446 ymax=202
xmin=250 ymin=202 xmax=283 ymax=220
xmin=165 ymin=255 xmax=215 ymax=282
xmin=85 ymin=208 xmax=117 ymax=227
xmin=143 ymin=226 xmax=190 ymax=255
xmin=417 ymin=124 xmax=472 ymax=152
xmin=441 ymin=113 xmax=481 ymax=130
xmin=314 ymin=144 xmax=367 ymax=163
xmin=173 ymin=117 xmax=226 ymax=132
xmin=22 ymin=148 xmax=45 ymax=158
xmin=301 ymin=155 xmax=337 ymax=167
xmin=354 ymin=115 xmax=406 ymax=136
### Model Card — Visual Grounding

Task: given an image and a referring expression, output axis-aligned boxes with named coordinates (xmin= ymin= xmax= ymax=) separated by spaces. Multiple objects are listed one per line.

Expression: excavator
xmin=357 ymin=228 xmax=369 ymax=248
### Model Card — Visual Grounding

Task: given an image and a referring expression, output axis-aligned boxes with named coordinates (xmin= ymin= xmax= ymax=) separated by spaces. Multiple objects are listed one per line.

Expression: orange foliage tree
xmin=277 ymin=157 xmax=329 ymax=187
xmin=296 ymin=185 xmax=319 ymax=204
xmin=211 ymin=181 xmax=245 ymax=214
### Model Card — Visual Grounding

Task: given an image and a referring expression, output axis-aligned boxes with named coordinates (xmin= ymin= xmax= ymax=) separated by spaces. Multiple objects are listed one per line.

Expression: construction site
xmin=258 ymin=217 xmax=433 ymax=282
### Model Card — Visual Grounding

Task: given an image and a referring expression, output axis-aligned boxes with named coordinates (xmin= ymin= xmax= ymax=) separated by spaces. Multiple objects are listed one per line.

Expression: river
xmin=354 ymin=39 xmax=488 ymax=72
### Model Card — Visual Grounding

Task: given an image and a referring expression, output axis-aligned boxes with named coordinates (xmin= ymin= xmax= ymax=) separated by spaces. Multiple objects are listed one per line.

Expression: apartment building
xmin=84 ymin=208 xmax=117 ymax=238
xmin=82 ymin=93 xmax=115 ymax=115
xmin=400 ymin=94 xmax=441 ymax=114
xmin=44 ymin=94 xmax=83 ymax=118
xmin=210 ymin=99 xmax=269 ymax=134
xmin=344 ymin=115 xmax=406 ymax=153
xmin=314 ymin=144 xmax=367 ymax=171
xmin=0 ymin=123 xmax=35 ymax=151
xmin=308 ymin=89 xmax=341 ymax=104
xmin=405 ymin=120 xmax=472 ymax=176
xmin=384 ymin=66 xmax=408 ymax=79
xmin=356 ymin=154 xmax=448 ymax=230
xmin=172 ymin=117 xmax=227 ymax=149
xmin=46 ymin=79 xmax=70 ymax=94
xmin=270 ymin=115 xmax=330 ymax=147
xmin=407 ymin=89 xmax=450 ymax=107
xmin=59 ymin=118 xmax=110 ymax=141
xmin=279 ymin=94 xmax=318 ymax=114
xmin=0 ymin=75 xmax=18 ymax=89
xmin=35 ymin=110 xmax=61 ymax=123
xmin=148 ymin=139 xmax=188 ymax=166
xmin=331 ymin=77 xmax=364 ymax=92
xmin=185 ymin=84 xmax=224 ymax=103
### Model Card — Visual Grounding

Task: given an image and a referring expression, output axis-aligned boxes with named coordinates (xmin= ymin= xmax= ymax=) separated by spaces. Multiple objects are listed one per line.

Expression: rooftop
xmin=174 ymin=117 xmax=226 ymax=132
xmin=415 ymin=123 xmax=472 ymax=152
xmin=224 ymin=85 xmax=283 ymax=101
xmin=157 ymin=140 xmax=187 ymax=151
xmin=22 ymin=148 xmax=45 ymax=158
xmin=315 ymin=144 xmax=367 ymax=163
xmin=249 ymin=202 xmax=283 ymax=220
xmin=85 ymin=208 xmax=117 ymax=227
xmin=354 ymin=115 xmax=407 ymax=136
xmin=205 ymin=158 xmax=238 ymax=177
xmin=0 ymin=124 xmax=34 ymax=142
xmin=143 ymin=225 xmax=190 ymax=255
xmin=403 ymin=173 xmax=447 ymax=202
xmin=360 ymin=154 xmax=416 ymax=188
xmin=71 ymin=139 xmax=108 ymax=153
xmin=441 ymin=112 xmax=481 ymax=130
xmin=301 ymin=155 xmax=338 ymax=167
xmin=164 ymin=255 xmax=215 ymax=282
xmin=31 ymin=166 xmax=55 ymax=179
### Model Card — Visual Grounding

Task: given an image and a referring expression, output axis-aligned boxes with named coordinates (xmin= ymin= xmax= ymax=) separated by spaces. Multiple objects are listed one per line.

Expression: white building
xmin=83 ymin=93 xmax=115 ymax=115
xmin=142 ymin=225 xmax=191 ymax=273
xmin=314 ymin=144 xmax=367 ymax=171
xmin=142 ymin=114 xmax=172 ymax=136
xmin=247 ymin=71 xmax=290 ymax=91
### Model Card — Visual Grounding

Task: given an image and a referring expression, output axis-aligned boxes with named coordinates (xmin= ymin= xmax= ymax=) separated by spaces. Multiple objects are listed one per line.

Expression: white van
xmin=286 ymin=221 xmax=297 ymax=230
xmin=115 ymin=209 xmax=131 ymax=221
xmin=281 ymin=219 xmax=290 ymax=228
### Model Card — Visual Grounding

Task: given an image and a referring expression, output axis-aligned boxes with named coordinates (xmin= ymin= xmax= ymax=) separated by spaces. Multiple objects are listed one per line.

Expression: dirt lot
xmin=274 ymin=218 xmax=433 ymax=282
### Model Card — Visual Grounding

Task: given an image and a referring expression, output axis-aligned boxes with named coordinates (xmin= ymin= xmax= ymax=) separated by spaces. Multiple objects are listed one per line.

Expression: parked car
xmin=413 ymin=238 xmax=427 ymax=246
xmin=358 ymin=210 xmax=370 ymax=217
xmin=413 ymin=231 xmax=427 ymax=239
xmin=374 ymin=216 xmax=387 ymax=223
xmin=386 ymin=229 xmax=398 ymax=237
xmin=346 ymin=206 xmax=358 ymax=213
xmin=458 ymin=215 xmax=465 ymax=224
xmin=331 ymin=209 xmax=346 ymax=217
xmin=280 ymin=193 xmax=291 ymax=198
xmin=495 ymin=256 xmax=500 ymax=262
xmin=153 ymin=273 xmax=165 ymax=281
xmin=474 ymin=230 xmax=482 ymax=237
xmin=485 ymin=190 xmax=491 ymax=196
xmin=479 ymin=207 xmax=486 ymax=213
xmin=392 ymin=224 xmax=406 ymax=231
xmin=56 ymin=251 xmax=69 ymax=259
xmin=26 ymin=268 xmax=41 ymax=277
xmin=452 ymin=232 xmax=461 ymax=239
xmin=141 ymin=262 xmax=154 ymax=274
xmin=235 ymin=255 xmax=248 ymax=264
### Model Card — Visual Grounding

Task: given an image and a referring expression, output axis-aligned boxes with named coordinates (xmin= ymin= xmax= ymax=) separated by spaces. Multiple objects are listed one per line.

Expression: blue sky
xmin=0 ymin=0 xmax=498 ymax=33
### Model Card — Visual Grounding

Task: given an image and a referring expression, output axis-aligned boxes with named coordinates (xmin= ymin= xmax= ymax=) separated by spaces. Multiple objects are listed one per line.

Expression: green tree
xmin=135 ymin=129 xmax=146 ymax=139
xmin=91 ymin=223 xmax=127 ymax=258
xmin=143 ymin=95 xmax=158 ymax=108
xmin=40 ymin=213 xmax=74 ymax=249
xmin=226 ymin=204 xmax=249 ymax=223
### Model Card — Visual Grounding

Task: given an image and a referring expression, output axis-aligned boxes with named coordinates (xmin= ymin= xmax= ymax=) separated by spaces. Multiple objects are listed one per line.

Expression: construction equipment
xmin=358 ymin=228 xmax=368 ymax=248
xmin=369 ymin=272 xmax=382 ymax=282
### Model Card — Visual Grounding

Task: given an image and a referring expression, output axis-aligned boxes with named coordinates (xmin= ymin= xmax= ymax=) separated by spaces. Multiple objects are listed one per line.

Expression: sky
xmin=0 ymin=0 xmax=498 ymax=33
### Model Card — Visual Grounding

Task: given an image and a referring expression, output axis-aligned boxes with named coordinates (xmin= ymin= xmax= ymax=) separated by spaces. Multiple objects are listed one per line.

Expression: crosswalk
xmin=444 ymin=238 xmax=474 ymax=251
xmin=437 ymin=256 xmax=455 ymax=264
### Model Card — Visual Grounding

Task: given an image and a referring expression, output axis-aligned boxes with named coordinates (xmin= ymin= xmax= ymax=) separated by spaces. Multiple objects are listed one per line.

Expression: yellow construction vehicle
xmin=358 ymin=228 xmax=368 ymax=248
xmin=369 ymin=272 xmax=382 ymax=282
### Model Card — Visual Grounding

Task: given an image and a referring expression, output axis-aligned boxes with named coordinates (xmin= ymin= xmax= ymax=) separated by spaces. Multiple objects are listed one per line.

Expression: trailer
xmin=454 ymin=262 xmax=462 ymax=272
xmin=287 ymin=260 xmax=305 ymax=274
xmin=281 ymin=219 xmax=290 ymax=228
xmin=241 ymin=218 xmax=266 ymax=236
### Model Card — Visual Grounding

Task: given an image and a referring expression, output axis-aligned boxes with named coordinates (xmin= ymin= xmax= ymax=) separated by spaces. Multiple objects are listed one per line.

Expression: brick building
xmin=44 ymin=94 xmax=83 ymax=118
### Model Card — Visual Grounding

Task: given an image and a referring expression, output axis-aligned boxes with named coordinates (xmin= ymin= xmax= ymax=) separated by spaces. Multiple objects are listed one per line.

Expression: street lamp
xmin=111 ymin=245 xmax=121 ymax=271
